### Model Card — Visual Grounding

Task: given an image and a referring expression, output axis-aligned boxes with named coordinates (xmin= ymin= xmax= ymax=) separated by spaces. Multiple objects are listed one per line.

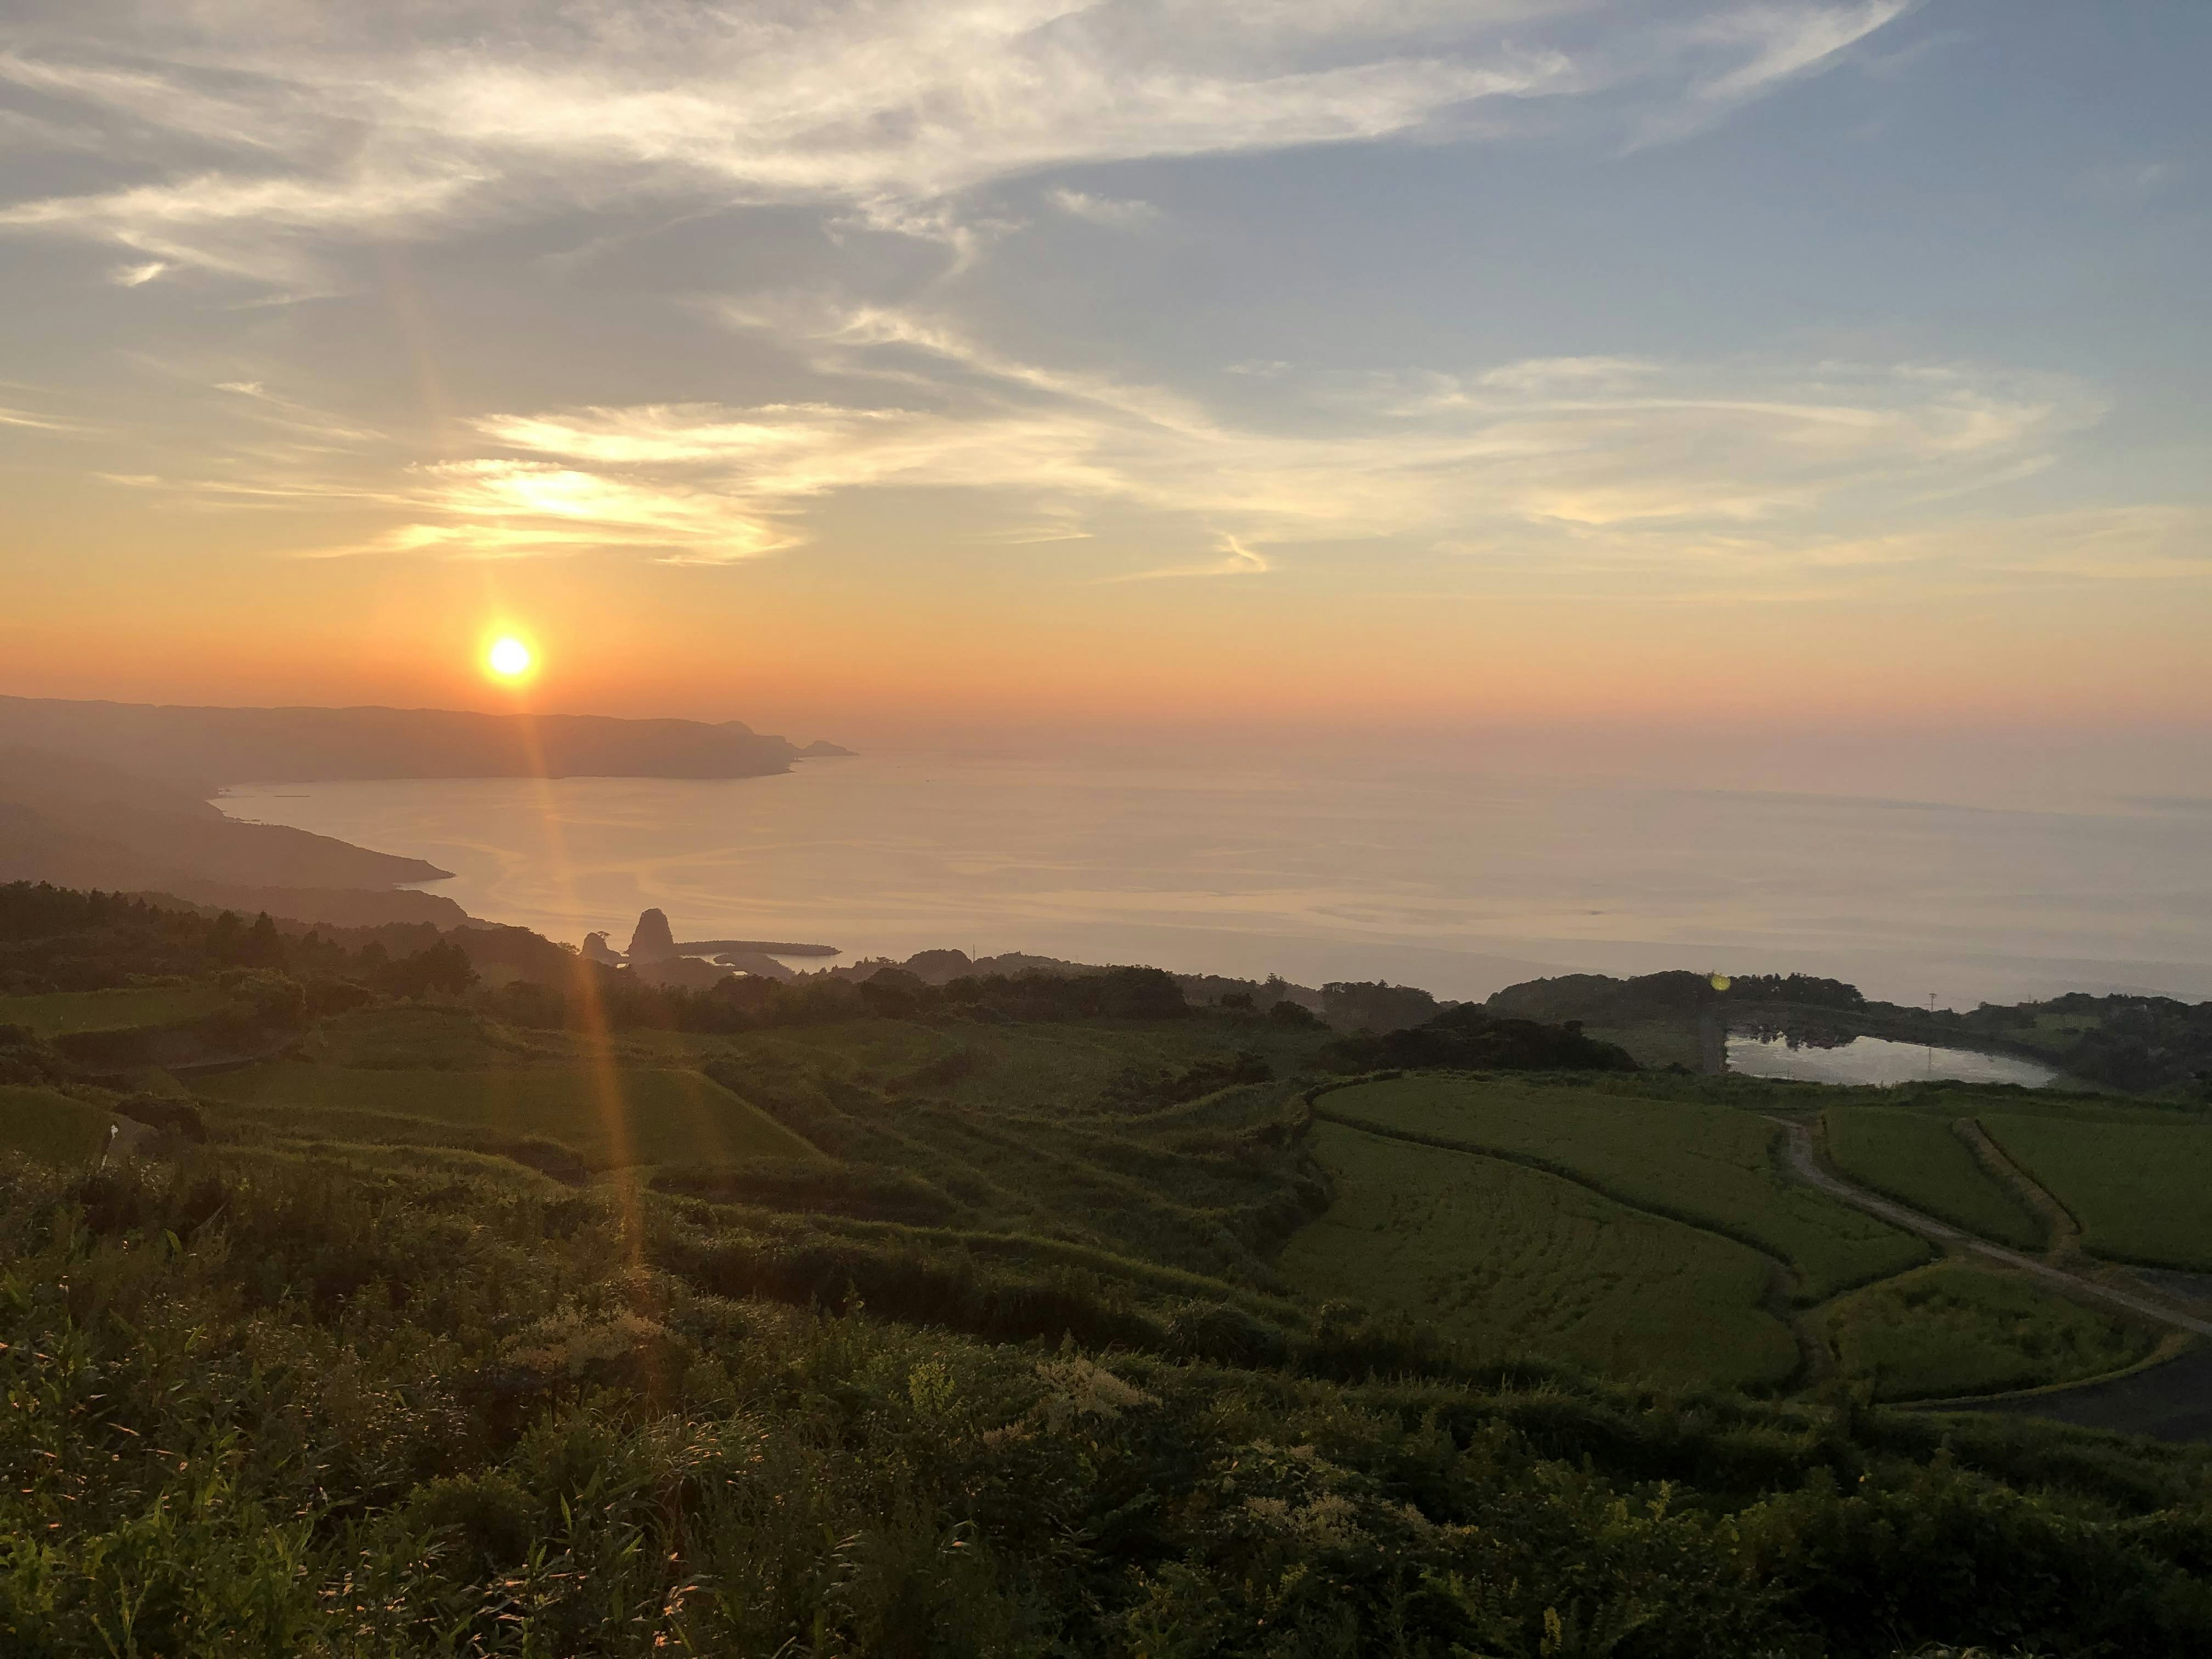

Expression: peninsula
xmin=0 ymin=695 xmax=852 ymax=793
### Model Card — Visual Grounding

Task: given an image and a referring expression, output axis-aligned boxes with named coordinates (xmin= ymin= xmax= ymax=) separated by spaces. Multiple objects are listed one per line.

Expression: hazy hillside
xmin=0 ymin=749 xmax=468 ymax=929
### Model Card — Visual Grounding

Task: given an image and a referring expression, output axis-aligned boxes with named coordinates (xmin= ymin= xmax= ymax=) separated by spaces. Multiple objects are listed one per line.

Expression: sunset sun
xmin=487 ymin=636 xmax=533 ymax=679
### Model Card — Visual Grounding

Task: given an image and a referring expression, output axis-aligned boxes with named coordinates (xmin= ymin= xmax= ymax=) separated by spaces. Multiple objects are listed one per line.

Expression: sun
xmin=487 ymin=636 xmax=534 ymax=679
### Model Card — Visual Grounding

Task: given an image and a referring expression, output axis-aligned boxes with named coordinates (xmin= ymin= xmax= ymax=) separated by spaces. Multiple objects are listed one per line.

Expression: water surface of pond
xmin=1727 ymin=1033 xmax=2059 ymax=1088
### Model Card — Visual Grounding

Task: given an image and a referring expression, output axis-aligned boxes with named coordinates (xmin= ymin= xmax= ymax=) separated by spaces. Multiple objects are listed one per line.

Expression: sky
xmin=1 ymin=1 xmax=2207 ymax=761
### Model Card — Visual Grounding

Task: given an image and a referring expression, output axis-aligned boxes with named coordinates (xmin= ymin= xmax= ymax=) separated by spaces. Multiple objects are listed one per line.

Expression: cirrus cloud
xmin=0 ymin=2 xmax=1914 ymax=287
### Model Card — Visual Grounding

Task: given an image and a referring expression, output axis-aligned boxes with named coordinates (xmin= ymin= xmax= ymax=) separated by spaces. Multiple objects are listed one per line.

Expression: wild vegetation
xmin=1823 ymin=1108 xmax=2048 ymax=1252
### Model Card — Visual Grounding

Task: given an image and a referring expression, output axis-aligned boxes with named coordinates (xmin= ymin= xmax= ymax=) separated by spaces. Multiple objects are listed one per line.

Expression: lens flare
xmin=488 ymin=636 xmax=533 ymax=677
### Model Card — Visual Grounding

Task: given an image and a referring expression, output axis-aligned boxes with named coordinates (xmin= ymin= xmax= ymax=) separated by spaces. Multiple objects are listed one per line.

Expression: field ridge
xmin=1955 ymin=1115 xmax=2081 ymax=1258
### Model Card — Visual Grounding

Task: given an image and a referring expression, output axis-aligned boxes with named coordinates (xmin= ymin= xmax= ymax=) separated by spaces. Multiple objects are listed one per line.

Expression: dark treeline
xmin=1320 ymin=1003 xmax=1640 ymax=1074
xmin=0 ymin=882 xmax=475 ymax=998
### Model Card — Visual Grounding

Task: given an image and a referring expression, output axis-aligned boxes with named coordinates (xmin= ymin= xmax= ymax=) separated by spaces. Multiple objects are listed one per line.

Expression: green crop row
xmin=1317 ymin=1075 xmax=1927 ymax=1298
xmin=1984 ymin=1113 xmax=2212 ymax=1271
xmin=1822 ymin=1108 xmax=2046 ymax=1251
xmin=1279 ymin=1122 xmax=1798 ymax=1388
xmin=195 ymin=1060 xmax=817 ymax=1172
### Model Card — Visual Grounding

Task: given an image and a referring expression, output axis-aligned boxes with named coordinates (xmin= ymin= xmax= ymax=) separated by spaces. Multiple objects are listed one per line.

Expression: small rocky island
xmin=582 ymin=908 xmax=840 ymax=988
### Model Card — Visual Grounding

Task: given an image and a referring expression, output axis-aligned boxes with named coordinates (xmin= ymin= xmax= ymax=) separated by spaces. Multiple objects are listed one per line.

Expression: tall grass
xmin=6 ymin=1151 xmax=2212 ymax=1658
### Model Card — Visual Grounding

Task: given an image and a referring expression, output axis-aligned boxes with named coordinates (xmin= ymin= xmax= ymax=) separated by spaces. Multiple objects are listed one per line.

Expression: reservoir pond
xmin=1726 ymin=1033 xmax=2059 ymax=1088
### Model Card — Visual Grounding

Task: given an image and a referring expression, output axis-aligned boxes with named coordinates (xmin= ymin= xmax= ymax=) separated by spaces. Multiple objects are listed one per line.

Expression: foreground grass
xmin=1320 ymin=1075 xmax=1928 ymax=1298
xmin=1823 ymin=1108 xmax=2047 ymax=1252
xmin=1983 ymin=1114 xmax=2212 ymax=1271
xmin=1279 ymin=1122 xmax=1798 ymax=1388
xmin=1816 ymin=1261 xmax=2160 ymax=1402
xmin=7 ymin=1149 xmax=2212 ymax=1658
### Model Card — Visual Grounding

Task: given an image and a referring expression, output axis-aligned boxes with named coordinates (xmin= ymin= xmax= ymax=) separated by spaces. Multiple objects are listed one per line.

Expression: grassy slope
xmin=1280 ymin=1122 xmax=1797 ymax=1388
xmin=1319 ymin=1075 xmax=1926 ymax=1298
xmin=1816 ymin=1260 xmax=2157 ymax=1401
xmin=196 ymin=1060 xmax=817 ymax=1171
xmin=0 ymin=984 xmax=230 ymax=1037
xmin=7 ymin=1150 xmax=2212 ymax=1659
xmin=1983 ymin=1113 xmax=2212 ymax=1270
xmin=695 ymin=1030 xmax=1327 ymax=1286
xmin=0 ymin=1084 xmax=111 ymax=1165
xmin=1823 ymin=1107 xmax=2046 ymax=1251
xmin=692 ymin=1014 xmax=1331 ymax=1116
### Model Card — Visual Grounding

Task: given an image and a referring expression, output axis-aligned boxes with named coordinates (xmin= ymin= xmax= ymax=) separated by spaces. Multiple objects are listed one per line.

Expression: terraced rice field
xmin=1982 ymin=1114 xmax=2212 ymax=1271
xmin=1816 ymin=1260 xmax=2156 ymax=1401
xmin=0 ymin=984 xmax=230 ymax=1038
xmin=0 ymin=1085 xmax=113 ymax=1165
xmin=1823 ymin=1108 xmax=2046 ymax=1250
xmin=1318 ymin=1076 xmax=1926 ymax=1298
xmin=1281 ymin=1122 xmax=1798 ymax=1387
xmin=196 ymin=1062 xmax=819 ymax=1173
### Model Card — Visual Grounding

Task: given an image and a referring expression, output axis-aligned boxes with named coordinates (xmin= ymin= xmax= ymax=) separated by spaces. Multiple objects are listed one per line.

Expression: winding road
xmin=1767 ymin=1117 xmax=2212 ymax=1339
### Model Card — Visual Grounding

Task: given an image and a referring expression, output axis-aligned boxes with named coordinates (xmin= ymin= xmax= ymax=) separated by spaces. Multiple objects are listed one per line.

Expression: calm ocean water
xmin=221 ymin=749 xmax=2212 ymax=1007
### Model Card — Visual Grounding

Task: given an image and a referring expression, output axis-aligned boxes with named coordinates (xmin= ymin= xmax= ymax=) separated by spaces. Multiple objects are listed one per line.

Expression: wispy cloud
xmin=1122 ymin=533 xmax=1273 ymax=579
xmin=0 ymin=2 xmax=1912 ymax=286
xmin=230 ymin=303 xmax=2095 ymax=578
xmin=1637 ymin=0 xmax=1915 ymax=142
xmin=1049 ymin=188 xmax=1159 ymax=228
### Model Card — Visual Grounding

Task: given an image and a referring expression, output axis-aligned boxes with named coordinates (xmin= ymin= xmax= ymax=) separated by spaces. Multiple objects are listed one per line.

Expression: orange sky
xmin=3 ymin=2 xmax=2209 ymax=767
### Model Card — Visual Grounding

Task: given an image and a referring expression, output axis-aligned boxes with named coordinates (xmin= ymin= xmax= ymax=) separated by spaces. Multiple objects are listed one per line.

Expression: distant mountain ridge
xmin=0 ymin=695 xmax=852 ymax=792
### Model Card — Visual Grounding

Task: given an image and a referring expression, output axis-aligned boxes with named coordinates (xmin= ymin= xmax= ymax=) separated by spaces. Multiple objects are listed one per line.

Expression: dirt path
xmin=1767 ymin=1118 xmax=2212 ymax=1339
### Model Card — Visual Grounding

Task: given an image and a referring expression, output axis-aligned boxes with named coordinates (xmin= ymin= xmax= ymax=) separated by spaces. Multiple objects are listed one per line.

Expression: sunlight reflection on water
xmin=218 ymin=750 xmax=2212 ymax=1007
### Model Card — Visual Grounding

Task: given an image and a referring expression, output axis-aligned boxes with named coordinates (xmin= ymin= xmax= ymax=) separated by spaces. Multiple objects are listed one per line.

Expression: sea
xmin=218 ymin=746 xmax=2212 ymax=1011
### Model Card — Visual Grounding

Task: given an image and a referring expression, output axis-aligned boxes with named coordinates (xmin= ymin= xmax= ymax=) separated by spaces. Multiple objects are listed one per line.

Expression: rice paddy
xmin=1982 ymin=1113 xmax=2212 ymax=1271
xmin=1822 ymin=1108 xmax=2046 ymax=1251
xmin=0 ymin=984 xmax=231 ymax=1038
xmin=194 ymin=1060 xmax=819 ymax=1173
xmin=1816 ymin=1260 xmax=2157 ymax=1401
xmin=0 ymin=1085 xmax=113 ymax=1165
xmin=1279 ymin=1121 xmax=1800 ymax=1387
xmin=1317 ymin=1075 xmax=1927 ymax=1298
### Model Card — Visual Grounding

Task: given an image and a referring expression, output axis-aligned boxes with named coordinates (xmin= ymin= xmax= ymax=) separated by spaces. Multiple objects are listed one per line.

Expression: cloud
xmin=109 ymin=259 xmax=166 ymax=285
xmin=1634 ymin=1 xmax=1915 ymax=143
xmin=1693 ymin=2 xmax=1915 ymax=104
xmin=244 ymin=302 xmax=2094 ymax=577
xmin=1122 ymin=533 xmax=1273 ymax=579
xmin=0 ymin=2 xmax=1913 ymax=285
xmin=1048 ymin=188 xmax=1159 ymax=227
xmin=0 ymin=404 xmax=82 ymax=431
